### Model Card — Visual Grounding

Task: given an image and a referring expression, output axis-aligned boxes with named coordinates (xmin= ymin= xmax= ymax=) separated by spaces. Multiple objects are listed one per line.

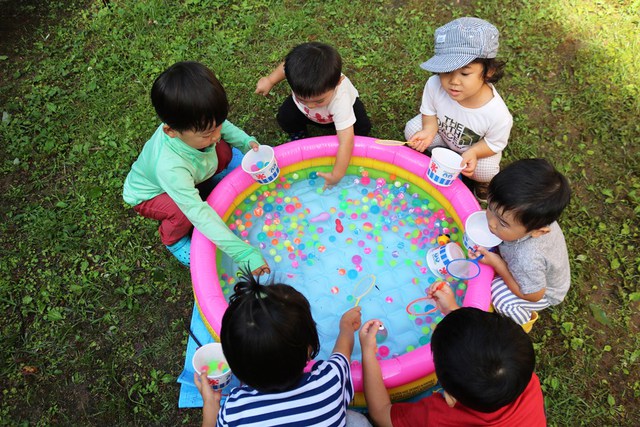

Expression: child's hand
xmin=408 ymin=130 xmax=434 ymax=152
xmin=195 ymin=371 xmax=222 ymax=427
xmin=255 ymin=77 xmax=274 ymax=96
xmin=460 ymin=151 xmax=477 ymax=177
xmin=358 ymin=319 xmax=382 ymax=354
xmin=251 ymin=263 xmax=271 ymax=276
xmin=470 ymin=246 xmax=505 ymax=270
xmin=194 ymin=371 xmax=222 ymax=405
xmin=317 ymin=170 xmax=343 ymax=190
xmin=332 ymin=306 xmax=362 ymax=359
xmin=249 ymin=141 xmax=260 ymax=151
xmin=427 ymin=281 xmax=459 ymax=315
xmin=340 ymin=306 xmax=362 ymax=333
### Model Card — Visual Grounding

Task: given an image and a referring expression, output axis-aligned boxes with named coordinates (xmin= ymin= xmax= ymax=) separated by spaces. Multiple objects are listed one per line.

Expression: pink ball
xmin=378 ymin=345 xmax=390 ymax=357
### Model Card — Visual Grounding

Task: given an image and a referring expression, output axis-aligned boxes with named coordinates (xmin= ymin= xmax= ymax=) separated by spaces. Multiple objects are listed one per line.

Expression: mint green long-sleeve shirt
xmin=123 ymin=121 xmax=264 ymax=270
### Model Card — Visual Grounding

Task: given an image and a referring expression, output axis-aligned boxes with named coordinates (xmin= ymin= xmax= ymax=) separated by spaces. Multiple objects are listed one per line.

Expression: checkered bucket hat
xmin=420 ymin=17 xmax=499 ymax=73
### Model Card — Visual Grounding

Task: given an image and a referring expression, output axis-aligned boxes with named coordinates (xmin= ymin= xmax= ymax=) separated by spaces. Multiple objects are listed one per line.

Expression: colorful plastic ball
xmin=376 ymin=324 xmax=389 ymax=344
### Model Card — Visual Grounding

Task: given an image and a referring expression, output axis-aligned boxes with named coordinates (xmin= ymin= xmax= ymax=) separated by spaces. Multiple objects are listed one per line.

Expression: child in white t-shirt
xmin=404 ymin=18 xmax=513 ymax=201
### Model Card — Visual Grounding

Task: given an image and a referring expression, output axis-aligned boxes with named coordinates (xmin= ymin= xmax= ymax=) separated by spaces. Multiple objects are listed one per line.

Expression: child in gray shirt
xmin=470 ymin=159 xmax=571 ymax=325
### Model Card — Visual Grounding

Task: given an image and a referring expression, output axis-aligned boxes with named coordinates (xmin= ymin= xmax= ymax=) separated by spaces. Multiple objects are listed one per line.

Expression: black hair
xmin=471 ymin=58 xmax=506 ymax=83
xmin=488 ymin=158 xmax=571 ymax=231
xmin=220 ymin=269 xmax=320 ymax=393
xmin=284 ymin=42 xmax=342 ymax=98
xmin=150 ymin=61 xmax=228 ymax=133
xmin=432 ymin=308 xmax=535 ymax=413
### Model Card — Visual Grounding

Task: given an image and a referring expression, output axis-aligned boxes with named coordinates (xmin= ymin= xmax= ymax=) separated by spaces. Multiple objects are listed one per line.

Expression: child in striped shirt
xmin=194 ymin=270 xmax=369 ymax=427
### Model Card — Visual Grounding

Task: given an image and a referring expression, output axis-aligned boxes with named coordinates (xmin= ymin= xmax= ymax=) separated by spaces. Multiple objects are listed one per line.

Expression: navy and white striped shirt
xmin=217 ymin=353 xmax=354 ymax=426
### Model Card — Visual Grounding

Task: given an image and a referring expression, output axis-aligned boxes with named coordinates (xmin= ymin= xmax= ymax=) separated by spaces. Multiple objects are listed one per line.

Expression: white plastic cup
xmin=426 ymin=242 xmax=466 ymax=279
xmin=241 ymin=145 xmax=280 ymax=184
xmin=463 ymin=211 xmax=502 ymax=252
xmin=426 ymin=147 xmax=465 ymax=187
xmin=192 ymin=343 xmax=233 ymax=390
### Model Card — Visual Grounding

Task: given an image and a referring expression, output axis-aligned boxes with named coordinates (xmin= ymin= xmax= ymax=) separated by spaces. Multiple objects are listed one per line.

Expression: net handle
xmin=374 ymin=139 xmax=409 ymax=146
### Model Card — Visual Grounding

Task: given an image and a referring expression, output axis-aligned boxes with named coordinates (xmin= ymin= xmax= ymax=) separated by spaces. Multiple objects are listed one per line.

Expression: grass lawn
xmin=1 ymin=0 xmax=638 ymax=425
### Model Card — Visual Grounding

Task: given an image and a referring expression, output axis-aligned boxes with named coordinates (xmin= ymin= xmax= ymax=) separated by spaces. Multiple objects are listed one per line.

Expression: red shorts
xmin=133 ymin=140 xmax=233 ymax=245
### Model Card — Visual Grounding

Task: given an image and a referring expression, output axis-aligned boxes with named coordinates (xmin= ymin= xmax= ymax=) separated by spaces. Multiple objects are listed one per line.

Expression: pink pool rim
xmin=190 ymin=135 xmax=492 ymax=399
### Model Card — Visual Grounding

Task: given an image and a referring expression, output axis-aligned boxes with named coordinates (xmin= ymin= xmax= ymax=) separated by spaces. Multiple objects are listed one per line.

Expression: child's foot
xmin=521 ymin=311 xmax=539 ymax=333
xmin=474 ymin=182 xmax=489 ymax=204
xmin=288 ymin=130 xmax=308 ymax=141
xmin=166 ymin=235 xmax=191 ymax=266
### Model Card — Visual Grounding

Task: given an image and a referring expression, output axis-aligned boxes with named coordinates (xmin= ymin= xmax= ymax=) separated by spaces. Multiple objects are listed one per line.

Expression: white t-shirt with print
xmin=292 ymin=75 xmax=359 ymax=131
xmin=420 ymin=75 xmax=512 ymax=154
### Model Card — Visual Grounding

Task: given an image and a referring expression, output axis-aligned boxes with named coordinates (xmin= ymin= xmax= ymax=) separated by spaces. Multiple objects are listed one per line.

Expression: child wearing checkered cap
xmin=404 ymin=17 xmax=513 ymax=202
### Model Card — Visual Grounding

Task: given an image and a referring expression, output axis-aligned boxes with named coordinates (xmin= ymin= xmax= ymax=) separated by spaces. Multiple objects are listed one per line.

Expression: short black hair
xmin=471 ymin=58 xmax=506 ymax=83
xmin=432 ymin=308 xmax=535 ymax=413
xmin=284 ymin=42 xmax=342 ymax=98
xmin=488 ymin=158 xmax=571 ymax=231
xmin=150 ymin=61 xmax=228 ymax=133
xmin=220 ymin=269 xmax=320 ymax=393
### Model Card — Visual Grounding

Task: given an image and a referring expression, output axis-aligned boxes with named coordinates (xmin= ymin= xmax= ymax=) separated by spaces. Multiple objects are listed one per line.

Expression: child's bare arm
xmin=251 ymin=263 xmax=271 ymax=276
xmin=255 ymin=62 xmax=285 ymax=96
xmin=317 ymin=126 xmax=354 ymax=189
xmin=332 ymin=306 xmax=362 ymax=362
xmin=473 ymin=247 xmax=546 ymax=302
xmin=495 ymin=264 xmax=546 ymax=302
xmin=427 ymin=281 xmax=460 ymax=315
xmin=194 ymin=372 xmax=222 ymax=427
xmin=359 ymin=320 xmax=393 ymax=427
xmin=408 ymin=114 xmax=438 ymax=152
xmin=460 ymin=139 xmax=496 ymax=177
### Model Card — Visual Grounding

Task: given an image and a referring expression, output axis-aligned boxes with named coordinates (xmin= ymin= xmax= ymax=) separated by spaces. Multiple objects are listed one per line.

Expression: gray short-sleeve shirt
xmin=498 ymin=221 xmax=570 ymax=305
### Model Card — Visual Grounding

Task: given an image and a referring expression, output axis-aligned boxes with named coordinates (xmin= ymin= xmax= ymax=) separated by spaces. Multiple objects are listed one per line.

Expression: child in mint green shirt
xmin=123 ymin=61 xmax=268 ymax=273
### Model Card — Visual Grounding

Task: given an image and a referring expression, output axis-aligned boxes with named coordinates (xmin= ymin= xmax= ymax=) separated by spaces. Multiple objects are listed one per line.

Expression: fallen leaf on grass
xmin=589 ymin=303 xmax=611 ymax=326
xmin=21 ymin=366 xmax=39 ymax=375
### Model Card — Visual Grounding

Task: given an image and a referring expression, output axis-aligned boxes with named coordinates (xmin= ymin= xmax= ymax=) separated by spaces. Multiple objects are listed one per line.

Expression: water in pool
xmin=216 ymin=166 xmax=467 ymax=362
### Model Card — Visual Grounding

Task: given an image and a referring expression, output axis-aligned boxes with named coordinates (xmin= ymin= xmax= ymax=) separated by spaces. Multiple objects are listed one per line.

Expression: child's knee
xmin=276 ymin=97 xmax=305 ymax=132
xmin=159 ymin=214 xmax=191 ymax=246
xmin=471 ymin=155 xmax=502 ymax=182
xmin=354 ymin=118 xmax=372 ymax=136
xmin=491 ymin=297 xmax=510 ymax=315
xmin=404 ymin=114 xmax=422 ymax=140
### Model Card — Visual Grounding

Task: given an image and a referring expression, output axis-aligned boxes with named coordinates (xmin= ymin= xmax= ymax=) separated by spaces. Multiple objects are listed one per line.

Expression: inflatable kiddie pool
xmin=191 ymin=135 xmax=493 ymax=406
